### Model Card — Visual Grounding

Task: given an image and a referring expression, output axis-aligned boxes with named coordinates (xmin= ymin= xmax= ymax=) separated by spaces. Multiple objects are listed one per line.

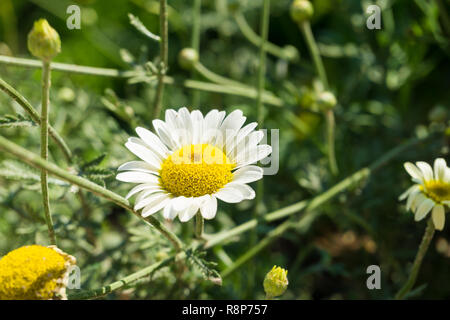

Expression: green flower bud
xmin=178 ymin=48 xmax=199 ymax=70
xmin=290 ymin=0 xmax=314 ymax=24
xmin=317 ymin=91 xmax=337 ymax=110
xmin=27 ymin=19 xmax=61 ymax=61
xmin=263 ymin=265 xmax=288 ymax=298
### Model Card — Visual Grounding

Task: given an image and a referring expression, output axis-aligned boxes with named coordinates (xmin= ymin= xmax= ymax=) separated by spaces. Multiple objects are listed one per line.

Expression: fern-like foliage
xmin=185 ymin=247 xmax=222 ymax=286
xmin=0 ymin=114 xmax=35 ymax=128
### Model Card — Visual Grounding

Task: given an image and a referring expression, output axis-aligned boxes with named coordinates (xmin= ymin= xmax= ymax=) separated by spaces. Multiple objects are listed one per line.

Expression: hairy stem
xmin=0 ymin=135 xmax=184 ymax=251
xmin=40 ymin=61 xmax=56 ymax=245
xmin=0 ymin=77 xmax=72 ymax=162
xmin=152 ymin=0 xmax=168 ymax=119
xmin=395 ymin=218 xmax=435 ymax=300
xmin=68 ymin=254 xmax=178 ymax=299
xmin=195 ymin=212 xmax=204 ymax=239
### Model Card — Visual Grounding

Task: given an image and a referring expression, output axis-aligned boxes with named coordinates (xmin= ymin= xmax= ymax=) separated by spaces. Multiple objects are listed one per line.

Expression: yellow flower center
xmin=423 ymin=181 xmax=450 ymax=203
xmin=160 ymin=144 xmax=235 ymax=197
xmin=0 ymin=245 xmax=71 ymax=300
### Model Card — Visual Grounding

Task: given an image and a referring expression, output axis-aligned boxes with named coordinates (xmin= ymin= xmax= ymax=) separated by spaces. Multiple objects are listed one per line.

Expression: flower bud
xmin=317 ymin=91 xmax=337 ymax=110
xmin=263 ymin=265 xmax=288 ymax=298
xmin=178 ymin=48 xmax=199 ymax=70
xmin=27 ymin=19 xmax=61 ymax=61
xmin=290 ymin=0 xmax=314 ymax=24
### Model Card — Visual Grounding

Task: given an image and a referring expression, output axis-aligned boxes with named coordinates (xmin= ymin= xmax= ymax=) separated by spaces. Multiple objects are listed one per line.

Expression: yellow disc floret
xmin=423 ymin=181 xmax=450 ymax=203
xmin=0 ymin=245 xmax=76 ymax=300
xmin=160 ymin=144 xmax=235 ymax=197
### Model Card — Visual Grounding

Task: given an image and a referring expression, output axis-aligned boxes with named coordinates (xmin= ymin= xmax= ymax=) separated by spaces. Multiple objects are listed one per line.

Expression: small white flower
xmin=399 ymin=158 xmax=450 ymax=230
xmin=116 ymin=108 xmax=272 ymax=222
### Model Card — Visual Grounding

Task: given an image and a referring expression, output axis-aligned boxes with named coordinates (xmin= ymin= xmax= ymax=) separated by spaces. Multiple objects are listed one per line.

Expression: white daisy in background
xmin=399 ymin=158 xmax=450 ymax=230
xmin=116 ymin=107 xmax=272 ymax=222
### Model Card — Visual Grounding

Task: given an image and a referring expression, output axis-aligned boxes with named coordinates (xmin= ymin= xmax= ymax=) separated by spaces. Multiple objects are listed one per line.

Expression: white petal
xmin=399 ymin=185 xmax=420 ymax=201
xmin=403 ymin=162 xmax=424 ymax=182
xmin=116 ymin=172 xmax=159 ymax=184
xmin=416 ymin=161 xmax=434 ymax=182
xmin=406 ymin=191 xmax=421 ymax=211
xmin=227 ymin=183 xmax=255 ymax=200
xmin=232 ymin=165 xmax=263 ymax=184
xmin=178 ymin=202 xmax=200 ymax=222
xmin=215 ymin=186 xmax=244 ymax=203
xmin=171 ymin=196 xmax=192 ymax=212
xmin=200 ymin=195 xmax=217 ymax=220
xmin=125 ymin=141 xmax=161 ymax=169
xmin=236 ymin=145 xmax=272 ymax=167
xmin=432 ymin=205 xmax=445 ymax=231
xmin=118 ymin=161 xmax=158 ymax=175
xmin=125 ymin=183 xmax=161 ymax=199
xmin=140 ymin=195 xmax=171 ymax=217
xmin=414 ymin=199 xmax=435 ymax=221
xmin=153 ymin=119 xmax=180 ymax=150
xmin=190 ymin=110 xmax=204 ymax=144
xmin=434 ymin=158 xmax=447 ymax=181
xmin=135 ymin=127 xmax=169 ymax=159
xmin=226 ymin=122 xmax=258 ymax=157
xmin=135 ymin=192 xmax=168 ymax=211
xmin=163 ymin=201 xmax=178 ymax=220
xmin=411 ymin=193 xmax=427 ymax=212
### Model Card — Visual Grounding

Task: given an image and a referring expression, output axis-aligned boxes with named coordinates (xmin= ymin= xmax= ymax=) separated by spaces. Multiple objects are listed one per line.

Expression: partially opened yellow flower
xmin=0 ymin=245 xmax=76 ymax=300
xmin=116 ymin=107 xmax=272 ymax=222
xmin=399 ymin=158 xmax=450 ymax=230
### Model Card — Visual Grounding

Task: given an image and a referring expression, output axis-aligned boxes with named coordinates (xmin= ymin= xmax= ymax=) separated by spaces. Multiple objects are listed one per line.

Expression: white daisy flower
xmin=116 ymin=107 xmax=272 ymax=222
xmin=399 ymin=158 xmax=450 ymax=231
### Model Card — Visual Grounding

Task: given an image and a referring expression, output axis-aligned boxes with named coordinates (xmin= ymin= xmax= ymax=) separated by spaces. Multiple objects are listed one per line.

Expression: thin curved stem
xmin=152 ymin=0 xmax=168 ymax=119
xmin=68 ymin=254 xmax=177 ymax=299
xmin=299 ymin=21 xmax=338 ymax=176
xmin=0 ymin=77 xmax=72 ymax=162
xmin=40 ymin=61 xmax=56 ymax=245
xmin=0 ymin=135 xmax=184 ymax=252
xmin=234 ymin=11 xmax=298 ymax=61
xmin=194 ymin=61 xmax=246 ymax=88
xmin=395 ymin=218 xmax=435 ymax=300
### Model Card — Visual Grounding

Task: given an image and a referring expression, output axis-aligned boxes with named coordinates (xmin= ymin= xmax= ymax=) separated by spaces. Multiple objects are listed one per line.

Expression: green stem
xmin=0 ymin=77 xmax=72 ymax=162
xmin=204 ymin=135 xmax=431 ymax=249
xmin=0 ymin=135 xmax=184 ymax=252
xmin=325 ymin=109 xmax=338 ymax=175
xmin=40 ymin=61 xmax=56 ymax=245
xmin=234 ymin=11 xmax=298 ymax=61
xmin=300 ymin=21 xmax=328 ymax=88
xmin=194 ymin=62 xmax=246 ymax=88
xmin=0 ymin=56 xmax=284 ymax=107
xmin=68 ymin=254 xmax=177 ymax=299
xmin=299 ymin=21 xmax=338 ymax=175
xmin=195 ymin=212 xmax=204 ymax=238
xmin=191 ymin=0 xmax=201 ymax=106
xmin=152 ymin=0 xmax=168 ymax=119
xmin=0 ymin=55 xmax=137 ymax=78
xmin=395 ymin=218 xmax=435 ymax=300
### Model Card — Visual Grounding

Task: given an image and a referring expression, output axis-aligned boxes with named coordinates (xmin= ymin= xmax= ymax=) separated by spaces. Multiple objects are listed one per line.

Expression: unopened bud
xmin=317 ymin=91 xmax=337 ymax=110
xmin=263 ymin=266 xmax=288 ymax=298
xmin=290 ymin=0 xmax=314 ymax=24
xmin=27 ymin=19 xmax=61 ymax=61
xmin=178 ymin=48 xmax=199 ymax=70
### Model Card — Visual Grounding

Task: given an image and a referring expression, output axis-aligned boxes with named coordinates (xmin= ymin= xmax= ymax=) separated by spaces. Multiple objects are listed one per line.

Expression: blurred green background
xmin=0 ymin=0 xmax=449 ymax=299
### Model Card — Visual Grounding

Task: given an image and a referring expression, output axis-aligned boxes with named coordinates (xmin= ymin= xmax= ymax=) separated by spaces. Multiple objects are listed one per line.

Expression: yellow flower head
xmin=263 ymin=265 xmax=289 ymax=298
xmin=0 ymin=245 xmax=76 ymax=300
